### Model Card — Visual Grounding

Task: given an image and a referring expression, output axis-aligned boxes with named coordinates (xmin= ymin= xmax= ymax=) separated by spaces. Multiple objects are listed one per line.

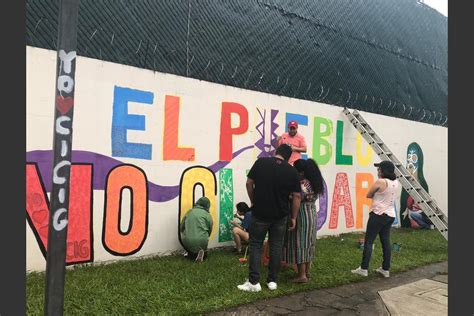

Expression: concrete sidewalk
xmin=210 ymin=261 xmax=448 ymax=315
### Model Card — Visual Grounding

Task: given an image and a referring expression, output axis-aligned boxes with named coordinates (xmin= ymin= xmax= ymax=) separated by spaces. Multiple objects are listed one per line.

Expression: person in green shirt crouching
xmin=180 ymin=197 xmax=213 ymax=262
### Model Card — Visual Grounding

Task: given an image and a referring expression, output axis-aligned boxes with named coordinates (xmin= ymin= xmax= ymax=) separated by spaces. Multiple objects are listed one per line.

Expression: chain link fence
xmin=26 ymin=0 xmax=448 ymax=126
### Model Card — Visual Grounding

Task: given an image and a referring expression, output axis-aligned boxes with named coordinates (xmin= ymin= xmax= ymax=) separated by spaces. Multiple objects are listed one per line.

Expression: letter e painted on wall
xmin=111 ymin=86 xmax=153 ymax=160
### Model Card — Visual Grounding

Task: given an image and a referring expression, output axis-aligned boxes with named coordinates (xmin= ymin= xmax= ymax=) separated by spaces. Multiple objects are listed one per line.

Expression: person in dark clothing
xmin=230 ymin=202 xmax=253 ymax=253
xmin=237 ymin=144 xmax=302 ymax=292
xmin=180 ymin=197 xmax=213 ymax=262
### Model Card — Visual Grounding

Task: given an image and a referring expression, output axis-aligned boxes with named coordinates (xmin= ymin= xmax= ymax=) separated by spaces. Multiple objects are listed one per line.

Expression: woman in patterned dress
xmin=284 ymin=158 xmax=325 ymax=283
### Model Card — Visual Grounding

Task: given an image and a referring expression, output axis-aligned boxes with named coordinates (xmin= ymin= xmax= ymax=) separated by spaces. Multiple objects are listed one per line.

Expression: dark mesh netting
xmin=26 ymin=0 xmax=447 ymax=126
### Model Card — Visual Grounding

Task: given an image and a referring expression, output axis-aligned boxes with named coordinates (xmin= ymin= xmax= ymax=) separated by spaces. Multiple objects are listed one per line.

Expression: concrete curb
xmin=210 ymin=261 xmax=448 ymax=315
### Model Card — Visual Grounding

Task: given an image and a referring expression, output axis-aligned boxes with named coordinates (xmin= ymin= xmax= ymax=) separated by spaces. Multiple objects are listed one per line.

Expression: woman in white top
xmin=352 ymin=161 xmax=399 ymax=278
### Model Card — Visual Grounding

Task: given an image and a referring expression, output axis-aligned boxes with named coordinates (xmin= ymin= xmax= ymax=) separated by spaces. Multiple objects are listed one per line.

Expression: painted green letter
xmin=336 ymin=120 xmax=353 ymax=165
xmin=312 ymin=117 xmax=333 ymax=165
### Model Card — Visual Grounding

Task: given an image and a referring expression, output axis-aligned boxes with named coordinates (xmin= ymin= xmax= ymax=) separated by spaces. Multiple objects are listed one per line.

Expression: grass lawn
xmin=27 ymin=228 xmax=447 ymax=315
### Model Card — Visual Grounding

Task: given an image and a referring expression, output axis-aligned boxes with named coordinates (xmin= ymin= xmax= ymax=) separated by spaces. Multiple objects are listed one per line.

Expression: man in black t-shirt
xmin=237 ymin=144 xmax=302 ymax=292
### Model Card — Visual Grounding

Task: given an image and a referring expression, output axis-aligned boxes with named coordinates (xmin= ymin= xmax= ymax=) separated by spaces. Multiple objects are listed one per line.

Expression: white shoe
xmin=375 ymin=267 xmax=390 ymax=278
xmin=351 ymin=266 xmax=368 ymax=277
xmin=237 ymin=280 xmax=262 ymax=292
xmin=267 ymin=282 xmax=277 ymax=290
xmin=195 ymin=249 xmax=205 ymax=262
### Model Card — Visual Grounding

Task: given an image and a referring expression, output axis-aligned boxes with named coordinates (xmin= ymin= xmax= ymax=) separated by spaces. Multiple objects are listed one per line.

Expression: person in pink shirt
xmin=277 ymin=121 xmax=307 ymax=165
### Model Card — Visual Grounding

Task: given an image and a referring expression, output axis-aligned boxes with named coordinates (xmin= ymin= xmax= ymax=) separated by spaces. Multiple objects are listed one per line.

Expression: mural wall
xmin=26 ymin=47 xmax=448 ymax=271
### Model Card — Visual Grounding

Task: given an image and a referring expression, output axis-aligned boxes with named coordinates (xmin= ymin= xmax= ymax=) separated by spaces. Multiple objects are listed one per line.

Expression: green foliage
xmin=27 ymin=229 xmax=447 ymax=315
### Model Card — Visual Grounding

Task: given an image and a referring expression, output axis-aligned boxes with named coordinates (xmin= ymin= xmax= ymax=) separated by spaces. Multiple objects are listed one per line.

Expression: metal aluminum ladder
xmin=343 ymin=108 xmax=448 ymax=240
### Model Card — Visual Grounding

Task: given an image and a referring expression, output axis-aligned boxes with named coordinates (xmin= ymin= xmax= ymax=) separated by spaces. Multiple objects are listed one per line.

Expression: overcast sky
xmin=423 ymin=0 xmax=447 ymax=16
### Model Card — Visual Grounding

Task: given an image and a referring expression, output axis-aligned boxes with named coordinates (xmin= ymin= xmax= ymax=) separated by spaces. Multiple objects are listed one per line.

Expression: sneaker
xmin=375 ymin=267 xmax=390 ymax=278
xmin=195 ymin=249 xmax=205 ymax=262
xmin=267 ymin=282 xmax=277 ymax=291
xmin=237 ymin=280 xmax=262 ymax=292
xmin=232 ymin=248 xmax=242 ymax=254
xmin=351 ymin=266 xmax=368 ymax=277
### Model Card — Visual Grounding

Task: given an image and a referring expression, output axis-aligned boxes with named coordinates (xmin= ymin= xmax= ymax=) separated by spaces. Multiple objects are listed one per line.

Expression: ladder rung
xmin=343 ymin=108 xmax=447 ymax=241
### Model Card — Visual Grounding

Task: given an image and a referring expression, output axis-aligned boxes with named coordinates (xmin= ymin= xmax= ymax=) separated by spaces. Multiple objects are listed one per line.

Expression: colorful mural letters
xmin=27 ymin=49 xmax=446 ymax=271
xmin=329 ymin=173 xmax=355 ymax=229
xmin=218 ymin=169 xmax=234 ymax=242
xmin=102 ymin=165 xmax=148 ymax=256
xmin=312 ymin=116 xmax=333 ymax=165
xmin=163 ymin=95 xmax=195 ymax=161
xmin=179 ymin=166 xmax=218 ymax=243
xmin=26 ymin=163 xmax=93 ymax=265
xmin=220 ymin=102 xmax=249 ymax=161
xmin=112 ymin=86 xmax=154 ymax=160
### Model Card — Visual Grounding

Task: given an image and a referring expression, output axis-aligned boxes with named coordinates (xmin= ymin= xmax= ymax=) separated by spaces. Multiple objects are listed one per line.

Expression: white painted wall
xmin=26 ymin=46 xmax=447 ymax=271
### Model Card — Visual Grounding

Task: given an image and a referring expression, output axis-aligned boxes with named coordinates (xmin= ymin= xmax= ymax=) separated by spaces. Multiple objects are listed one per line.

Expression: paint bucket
xmin=392 ymin=243 xmax=402 ymax=252
xmin=239 ymin=246 xmax=248 ymax=266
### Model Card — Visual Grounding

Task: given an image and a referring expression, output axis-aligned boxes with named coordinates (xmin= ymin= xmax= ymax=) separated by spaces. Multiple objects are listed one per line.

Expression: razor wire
xmin=26 ymin=0 xmax=448 ymax=127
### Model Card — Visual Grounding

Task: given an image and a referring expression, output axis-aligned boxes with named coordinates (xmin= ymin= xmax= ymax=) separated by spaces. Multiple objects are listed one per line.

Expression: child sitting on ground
xmin=230 ymin=202 xmax=252 ymax=253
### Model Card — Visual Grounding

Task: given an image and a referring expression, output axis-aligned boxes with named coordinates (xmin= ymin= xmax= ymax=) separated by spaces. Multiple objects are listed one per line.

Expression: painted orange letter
xmin=355 ymin=173 xmax=374 ymax=229
xmin=103 ymin=164 xmax=148 ymax=256
xmin=163 ymin=95 xmax=195 ymax=161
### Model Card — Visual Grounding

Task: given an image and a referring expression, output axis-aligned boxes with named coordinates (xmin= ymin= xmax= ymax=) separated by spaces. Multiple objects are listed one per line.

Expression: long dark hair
xmin=294 ymin=159 xmax=325 ymax=197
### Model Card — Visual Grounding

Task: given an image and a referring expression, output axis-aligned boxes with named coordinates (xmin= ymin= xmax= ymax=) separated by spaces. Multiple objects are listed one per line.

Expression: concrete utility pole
xmin=44 ymin=0 xmax=80 ymax=315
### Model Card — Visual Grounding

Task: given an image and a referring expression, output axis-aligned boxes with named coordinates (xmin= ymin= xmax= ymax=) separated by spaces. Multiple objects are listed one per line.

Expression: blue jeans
xmin=248 ymin=216 xmax=288 ymax=284
xmin=361 ymin=212 xmax=395 ymax=270
xmin=410 ymin=211 xmax=430 ymax=229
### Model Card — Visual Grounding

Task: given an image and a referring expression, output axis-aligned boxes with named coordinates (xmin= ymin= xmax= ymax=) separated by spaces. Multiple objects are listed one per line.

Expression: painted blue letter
xmin=112 ymin=86 xmax=153 ymax=160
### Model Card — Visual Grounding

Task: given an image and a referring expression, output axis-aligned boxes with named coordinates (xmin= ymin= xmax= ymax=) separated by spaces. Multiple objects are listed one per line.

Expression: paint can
xmin=358 ymin=239 xmax=365 ymax=249
xmin=392 ymin=243 xmax=402 ymax=252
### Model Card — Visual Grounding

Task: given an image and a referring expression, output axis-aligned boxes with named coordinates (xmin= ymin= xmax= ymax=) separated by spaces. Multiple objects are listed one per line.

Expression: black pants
xmin=361 ymin=212 xmax=395 ymax=270
xmin=248 ymin=216 xmax=287 ymax=284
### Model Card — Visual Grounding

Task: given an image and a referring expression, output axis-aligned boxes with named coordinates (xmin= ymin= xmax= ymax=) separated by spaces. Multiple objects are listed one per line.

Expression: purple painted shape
xmin=254 ymin=108 xmax=280 ymax=158
xmin=26 ymin=145 xmax=254 ymax=203
xmin=207 ymin=145 xmax=254 ymax=172
xmin=270 ymin=109 xmax=280 ymax=155
xmin=317 ymin=180 xmax=328 ymax=230
xmin=254 ymin=108 xmax=268 ymax=158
